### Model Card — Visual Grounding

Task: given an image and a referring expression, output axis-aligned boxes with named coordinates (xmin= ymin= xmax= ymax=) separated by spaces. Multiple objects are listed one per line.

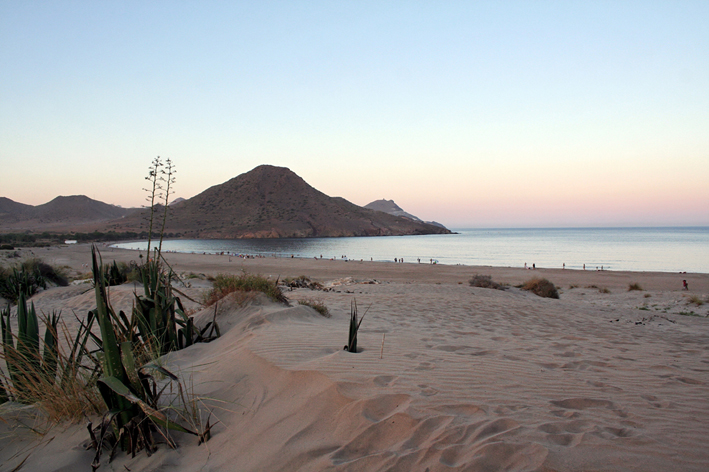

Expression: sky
xmin=1 ymin=1 xmax=707 ymax=228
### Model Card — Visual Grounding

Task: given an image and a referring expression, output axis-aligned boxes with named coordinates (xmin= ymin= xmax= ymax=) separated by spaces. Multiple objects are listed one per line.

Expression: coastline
xmin=22 ymin=243 xmax=709 ymax=292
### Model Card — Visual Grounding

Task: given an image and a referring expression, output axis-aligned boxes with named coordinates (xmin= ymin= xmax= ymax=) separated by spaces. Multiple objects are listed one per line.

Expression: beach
xmin=1 ymin=244 xmax=708 ymax=471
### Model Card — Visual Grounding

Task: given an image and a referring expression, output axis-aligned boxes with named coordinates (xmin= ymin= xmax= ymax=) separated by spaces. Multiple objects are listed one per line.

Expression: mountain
xmin=364 ymin=199 xmax=422 ymax=222
xmin=107 ymin=165 xmax=451 ymax=238
xmin=0 ymin=195 xmax=135 ymax=231
xmin=365 ymin=199 xmax=449 ymax=230
xmin=0 ymin=197 xmax=34 ymax=221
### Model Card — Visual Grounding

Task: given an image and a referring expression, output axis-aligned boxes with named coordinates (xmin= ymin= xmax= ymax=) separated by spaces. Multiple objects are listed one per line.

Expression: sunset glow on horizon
xmin=1 ymin=1 xmax=707 ymax=228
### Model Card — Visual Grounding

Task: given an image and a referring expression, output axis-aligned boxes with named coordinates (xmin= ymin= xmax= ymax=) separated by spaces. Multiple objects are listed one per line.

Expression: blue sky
xmin=1 ymin=1 xmax=707 ymax=227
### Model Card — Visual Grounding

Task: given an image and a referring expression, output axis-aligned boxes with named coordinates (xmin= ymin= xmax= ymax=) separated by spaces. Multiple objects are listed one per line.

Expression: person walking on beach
xmin=683 ymin=279 xmax=689 ymax=291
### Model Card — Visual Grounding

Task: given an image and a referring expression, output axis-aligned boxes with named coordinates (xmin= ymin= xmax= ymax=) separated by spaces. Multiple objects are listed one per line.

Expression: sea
xmin=111 ymin=227 xmax=709 ymax=274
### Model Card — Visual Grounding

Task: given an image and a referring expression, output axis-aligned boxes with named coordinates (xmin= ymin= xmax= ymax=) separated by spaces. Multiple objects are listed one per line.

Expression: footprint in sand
xmin=586 ymin=380 xmax=623 ymax=392
xmin=537 ymin=419 xmax=593 ymax=447
xmin=550 ymin=398 xmax=628 ymax=418
xmin=550 ymin=398 xmax=615 ymax=410
xmin=641 ymin=394 xmax=672 ymax=408
xmin=373 ymin=375 xmax=397 ymax=387
xmin=359 ymin=394 xmax=411 ymax=422
xmin=417 ymin=384 xmax=439 ymax=397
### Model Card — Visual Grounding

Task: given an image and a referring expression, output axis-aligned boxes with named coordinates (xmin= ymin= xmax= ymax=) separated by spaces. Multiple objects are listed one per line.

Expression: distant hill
xmin=365 ymin=199 xmax=449 ymax=230
xmin=107 ymin=165 xmax=451 ymax=238
xmin=364 ymin=199 xmax=422 ymax=222
xmin=0 ymin=195 xmax=135 ymax=231
xmin=0 ymin=197 xmax=34 ymax=221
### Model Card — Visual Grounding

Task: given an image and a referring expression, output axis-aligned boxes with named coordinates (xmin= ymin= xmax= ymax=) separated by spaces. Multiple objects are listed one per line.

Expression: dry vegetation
xmin=204 ymin=273 xmax=288 ymax=306
xmin=297 ymin=298 xmax=330 ymax=317
xmin=468 ymin=274 xmax=505 ymax=290
xmin=521 ymin=278 xmax=559 ymax=299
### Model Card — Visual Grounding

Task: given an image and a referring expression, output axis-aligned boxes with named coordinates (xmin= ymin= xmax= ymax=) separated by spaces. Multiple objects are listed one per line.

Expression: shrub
xmin=521 ymin=278 xmax=559 ymax=299
xmin=204 ymin=273 xmax=287 ymax=306
xmin=469 ymin=275 xmax=504 ymax=290
xmin=24 ymin=258 xmax=68 ymax=287
xmin=687 ymin=295 xmax=704 ymax=306
xmin=599 ymin=287 xmax=611 ymax=294
xmin=628 ymin=283 xmax=643 ymax=291
xmin=298 ymin=298 xmax=330 ymax=317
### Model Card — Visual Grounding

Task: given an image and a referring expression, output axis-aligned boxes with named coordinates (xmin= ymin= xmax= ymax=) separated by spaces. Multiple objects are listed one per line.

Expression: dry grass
xmin=628 ymin=283 xmax=643 ymax=291
xmin=521 ymin=278 xmax=559 ymax=299
xmin=687 ymin=295 xmax=705 ymax=306
xmin=1 ymin=320 xmax=103 ymax=424
xmin=203 ymin=273 xmax=287 ymax=306
xmin=298 ymin=298 xmax=330 ymax=317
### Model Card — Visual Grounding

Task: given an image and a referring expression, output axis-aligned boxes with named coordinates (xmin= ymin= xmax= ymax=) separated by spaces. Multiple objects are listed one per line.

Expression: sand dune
xmin=1 ymin=245 xmax=708 ymax=471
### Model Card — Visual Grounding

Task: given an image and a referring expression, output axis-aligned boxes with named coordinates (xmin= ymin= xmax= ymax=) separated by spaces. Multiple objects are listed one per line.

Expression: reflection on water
xmin=112 ymin=227 xmax=709 ymax=273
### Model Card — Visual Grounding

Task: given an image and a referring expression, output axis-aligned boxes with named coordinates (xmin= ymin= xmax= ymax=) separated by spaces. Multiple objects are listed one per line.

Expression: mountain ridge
xmin=1 ymin=166 xmax=451 ymax=238
xmin=0 ymin=195 xmax=135 ymax=231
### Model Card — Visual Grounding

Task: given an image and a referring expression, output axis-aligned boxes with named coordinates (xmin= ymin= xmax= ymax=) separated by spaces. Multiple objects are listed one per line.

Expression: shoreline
xmin=10 ymin=243 xmax=709 ymax=292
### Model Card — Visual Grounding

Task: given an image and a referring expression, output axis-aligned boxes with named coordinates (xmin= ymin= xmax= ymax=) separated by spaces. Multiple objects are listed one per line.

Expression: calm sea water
xmin=112 ymin=227 xmax=709 ymax=274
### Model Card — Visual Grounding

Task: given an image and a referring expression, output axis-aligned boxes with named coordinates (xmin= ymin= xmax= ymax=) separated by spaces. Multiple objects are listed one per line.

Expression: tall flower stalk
xmin=143 ymin=157 xmax=163 ymax=260
xmin=157 ymin=158 xmax=176 ymax=257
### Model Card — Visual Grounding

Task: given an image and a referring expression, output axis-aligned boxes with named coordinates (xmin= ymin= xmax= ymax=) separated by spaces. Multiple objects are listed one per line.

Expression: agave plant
xmin=344 ymin=300 xmax=369 ymax=353
xmin=88 ymin=245 xmax=214 ymax=467
xmin=0 ymin=265 xmax=47 ymax=304
xmin=131 ymin=256 xmax=215 ymax=357
xmin=0 ymin=293 xmax=59 ymax=403
xmin=103 ymin=260 xmax=128 ymax=286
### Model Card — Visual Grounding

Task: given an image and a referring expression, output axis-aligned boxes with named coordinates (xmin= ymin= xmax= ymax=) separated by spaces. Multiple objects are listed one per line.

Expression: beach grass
xmin=204 ymin=273 xmax=287 ymax=306
xmin=298 ymin=298 xmax=330 ymax=317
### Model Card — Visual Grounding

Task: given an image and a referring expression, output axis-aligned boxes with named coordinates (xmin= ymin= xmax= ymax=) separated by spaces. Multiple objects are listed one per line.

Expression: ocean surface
xmin=112 ymin=227 xmax=709 ymax=274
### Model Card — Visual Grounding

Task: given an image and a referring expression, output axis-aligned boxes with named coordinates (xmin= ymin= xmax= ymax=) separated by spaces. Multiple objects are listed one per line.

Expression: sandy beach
xmin=1 ymin=244 xmax=708 ymax=471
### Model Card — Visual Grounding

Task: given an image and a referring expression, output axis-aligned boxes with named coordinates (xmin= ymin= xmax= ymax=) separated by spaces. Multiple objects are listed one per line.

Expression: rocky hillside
xmin=364 ymin=199 xmax=422 ymax=221
xmin=365 ymin=199 xmax=449 ymax=230
xmin=0 ymin=195 xmax=134 ymax=231
xmin=106 ymin=165 xmax=451 ymax=238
